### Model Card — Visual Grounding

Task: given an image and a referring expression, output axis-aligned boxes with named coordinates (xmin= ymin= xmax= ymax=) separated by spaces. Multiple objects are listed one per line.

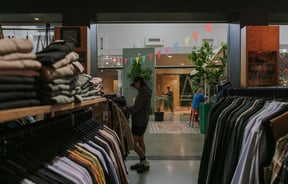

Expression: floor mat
xmin=149 ymin=122 xmax=200 ymax=134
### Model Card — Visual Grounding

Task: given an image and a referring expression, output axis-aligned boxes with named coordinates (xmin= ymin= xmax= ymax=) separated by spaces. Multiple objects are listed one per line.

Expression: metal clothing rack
xmin=228 ymin=86 xmax=288 ymax=99
xmin=0 ymin=23 xmax=54 ymax=31
xmin=0 ymin=25 xmax=3 ymax=39
xmin=0 ymin=107 xmax=93 ymax=161
xmin=0 ymin=27 xmax=54 ymax=31
xmin=0 ymin=23 xmax=55 ymax=53
xmin=0 ymin=23 xmax=54 ymax=41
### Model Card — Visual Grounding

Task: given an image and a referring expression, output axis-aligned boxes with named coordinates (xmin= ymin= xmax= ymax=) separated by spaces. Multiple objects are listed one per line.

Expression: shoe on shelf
xmin=137 ymin=164 xmax=150 ymax=173
xmin=130 ymin=163 xmax=142 ymax=170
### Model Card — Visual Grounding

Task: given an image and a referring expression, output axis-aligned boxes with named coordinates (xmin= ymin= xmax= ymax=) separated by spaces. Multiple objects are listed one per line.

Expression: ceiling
xmin=0 ymin=14 xmax=62 ymax=25
xmin=0 ymin=1 xmax=288 ymax=25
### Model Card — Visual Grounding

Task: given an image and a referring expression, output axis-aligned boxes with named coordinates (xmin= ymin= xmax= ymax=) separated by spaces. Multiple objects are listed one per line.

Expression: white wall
xmin=97 ymin=23 xmax=229 ymax=55
xmin=98 ymin=23 xmax=288 ymax=55
xmin=4 ymin=24 xmax=288 ymax=55
xmin=280 ymin=25 xmax=288 ymax=47
xmin=2 ymin=26 xmax=54 ymax=53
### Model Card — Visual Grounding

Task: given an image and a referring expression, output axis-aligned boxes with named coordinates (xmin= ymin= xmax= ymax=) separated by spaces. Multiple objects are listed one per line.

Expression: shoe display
xmin=137 ymin=165 xmax=150 ymax=173
xmin=130 ymin=163 xmax=142 ymax=170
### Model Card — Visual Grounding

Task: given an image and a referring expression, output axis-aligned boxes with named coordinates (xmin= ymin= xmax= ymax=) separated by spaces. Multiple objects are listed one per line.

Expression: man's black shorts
xmin=132 ymin=125 xmax=147 ymax=136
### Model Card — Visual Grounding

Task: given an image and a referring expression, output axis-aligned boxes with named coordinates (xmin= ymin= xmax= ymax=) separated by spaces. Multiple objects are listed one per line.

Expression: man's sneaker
xmin=130 ymin=163 xmax=142 ymax=170
xmin=137 ymin=164 xmax=150 ymax=173
xmin=141 ymin=159 xmax=149 ymax=166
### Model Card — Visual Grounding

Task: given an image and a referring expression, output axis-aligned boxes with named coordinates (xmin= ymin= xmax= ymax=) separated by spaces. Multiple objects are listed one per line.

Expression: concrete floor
xmin=125 ymin=112 xmax=205 ymax=184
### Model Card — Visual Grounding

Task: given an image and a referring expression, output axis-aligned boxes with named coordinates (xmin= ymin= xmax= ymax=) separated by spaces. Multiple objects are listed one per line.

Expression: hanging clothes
xmin=267 ymin=134 xmax=288 ymax=184
xmin=92 ymin=99 xmax=134 ymax=158
xmin=265 ymin=113 xmax=288 ymax=184
xmin=198 ymin=91 xmax=288 ymax=184
xmin=0 ymin=108 xmax=129 ymax=184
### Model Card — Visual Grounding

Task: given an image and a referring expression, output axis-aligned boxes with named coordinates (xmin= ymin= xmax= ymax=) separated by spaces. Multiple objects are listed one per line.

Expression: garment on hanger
xmin=92 ymin=99 xmax=134 ymax=158
xmin=267 ymin=134 xmax=288 ymax=184
xmin=0 ymin=108 xmax=129 ymax=184
xmin=198 ymin=89 xmax=288 ymax=184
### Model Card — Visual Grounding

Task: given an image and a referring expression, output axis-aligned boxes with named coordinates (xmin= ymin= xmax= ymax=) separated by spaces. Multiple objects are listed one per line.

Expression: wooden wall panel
xmin=241 ymin=26 xmax=279 ymax=87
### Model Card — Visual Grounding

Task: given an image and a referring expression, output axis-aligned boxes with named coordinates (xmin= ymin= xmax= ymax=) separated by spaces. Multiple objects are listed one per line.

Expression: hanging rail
xmin=0 ymin=26 xmax=54 ymax=31
xmin=0 ymin=22 xmax=54 ymax=31
xmin=228 ymin=86 xmax=288 ymax=99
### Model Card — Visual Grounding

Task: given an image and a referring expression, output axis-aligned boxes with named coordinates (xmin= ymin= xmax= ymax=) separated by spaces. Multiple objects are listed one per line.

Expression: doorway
xmin=155 ymin=68 xmax=193 ymax=113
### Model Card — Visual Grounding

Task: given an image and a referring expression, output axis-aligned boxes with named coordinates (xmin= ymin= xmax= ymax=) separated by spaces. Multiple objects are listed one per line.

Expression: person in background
xmin=192 ymin=88 xmax=205 ymax=122
xmin=165 ymin=86 xmax=174 ymax=113
xmin=124 ymin=76 xmax=152 ymax=173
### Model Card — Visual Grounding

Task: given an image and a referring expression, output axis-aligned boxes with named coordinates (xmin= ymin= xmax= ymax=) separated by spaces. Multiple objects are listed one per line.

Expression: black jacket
xmin=127 ymin=86 xmax=152 ymax=127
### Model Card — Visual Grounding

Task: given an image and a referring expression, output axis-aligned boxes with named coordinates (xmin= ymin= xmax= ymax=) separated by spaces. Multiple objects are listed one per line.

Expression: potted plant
xmin=127 ymin=57 xmax=165 ymax=121
xmin=187 ymin=41 xmax=228 ymax=133
xmin=187 ymin=41 xmax=228 ymax=102
xmin=127 ymin=58 xmax=153 ymax=85
xmin=154 ymin=94 xmax=165 ymax=121
xmin=127 ymin=57 xmax=158 ymax=116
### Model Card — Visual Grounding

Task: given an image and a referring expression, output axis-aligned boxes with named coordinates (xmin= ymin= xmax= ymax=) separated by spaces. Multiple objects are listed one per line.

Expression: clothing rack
xmin=0 ymin=108 xmax=93 ymax=161
xmin=0 ymin=107 xmax=130 ymax=184
xmin=0 ymin=98 xmax=107 ymax=123
xmin=199 ymin=89 xmax=288 ymax=184
xmin=0 ymin=24 xmax=3 ymax=39
xmin=0 ymin=23 xmax=54 ymax=31
xmin=228 ymin=86 xmax=288 ymax=99
xmin=0 ymin=28 xmax=54 ymax=31
xmin=0 ymin=23 xmax=54 ymax=47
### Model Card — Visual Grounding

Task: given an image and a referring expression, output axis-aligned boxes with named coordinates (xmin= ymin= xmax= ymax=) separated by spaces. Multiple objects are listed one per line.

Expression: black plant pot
xmin=154 ymin=111 xmax=164 ymax=121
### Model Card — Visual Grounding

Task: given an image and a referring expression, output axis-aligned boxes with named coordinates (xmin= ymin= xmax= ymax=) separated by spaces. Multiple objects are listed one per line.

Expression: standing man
xmin=166 ymin=86 xmax=174 ymax=113
xmin=125 ymin=76 xmax=152 ymax=173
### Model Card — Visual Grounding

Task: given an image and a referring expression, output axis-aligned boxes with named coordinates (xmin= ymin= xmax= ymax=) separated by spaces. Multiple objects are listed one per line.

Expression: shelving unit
xmin=0 ymin=97 xmax=107 ymax=123
xmin=241 ymin=26 xmax=279 ymax=87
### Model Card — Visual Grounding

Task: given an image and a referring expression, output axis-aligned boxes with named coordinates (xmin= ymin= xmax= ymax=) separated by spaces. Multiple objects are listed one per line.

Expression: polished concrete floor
xmin=125 ymin=111 xmax=205 ymax=184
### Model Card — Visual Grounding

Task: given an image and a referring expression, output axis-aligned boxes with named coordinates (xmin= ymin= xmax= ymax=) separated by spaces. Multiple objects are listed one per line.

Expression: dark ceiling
xmin=0 ymin=1 xmax=288 ymax=25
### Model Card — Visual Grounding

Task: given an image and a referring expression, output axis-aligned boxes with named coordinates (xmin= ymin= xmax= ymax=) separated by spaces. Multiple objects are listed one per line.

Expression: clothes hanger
xmin=2 ymin=157 xmax=52 ymax=184
xmin=0 ymin=24 xmax=4 ymax=39
xmin=26 ymin=30 xmax=29 ymax=40
xmin=3 ymin=159 xmax=31 ymax=179
xmin=17 ymin=142 xmax=74 ymax=184
xmin=36 ymin=166 xmax=75 ymax=184
xmin=13 ymin=153 xmax=42 ymax=173
xmin=0 ymin=164 xmax=23 ymax=184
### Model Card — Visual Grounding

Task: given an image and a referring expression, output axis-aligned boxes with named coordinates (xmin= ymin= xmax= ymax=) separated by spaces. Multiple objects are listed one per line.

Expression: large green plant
xmin=127 ymin=58 xmax=153 ymax=82
xmin=187 ymin=41 xmax=214 ymax=92
xmin=187 ymin=41 xmax=228 ymax=101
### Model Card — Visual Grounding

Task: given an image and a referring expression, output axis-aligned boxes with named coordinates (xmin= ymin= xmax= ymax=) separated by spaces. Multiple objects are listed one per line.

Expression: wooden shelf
xmin=0 ymin=97 xmax=107 ymax=123
xmin=241 ymin=26 xmax=279 ymax=87
xmin=54 ymin=26 xmax=90 ymax=74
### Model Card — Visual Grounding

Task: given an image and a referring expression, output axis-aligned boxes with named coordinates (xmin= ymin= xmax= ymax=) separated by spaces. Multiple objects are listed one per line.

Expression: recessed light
xmin=34 ymin=17 xmax=40 ymax=21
